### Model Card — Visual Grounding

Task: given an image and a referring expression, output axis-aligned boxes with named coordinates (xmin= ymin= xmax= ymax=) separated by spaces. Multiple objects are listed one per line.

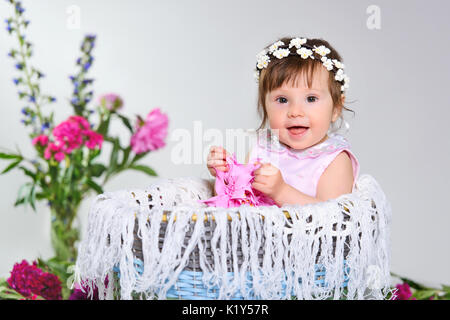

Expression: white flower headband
xmin=255 ymin=38 xmax=350 ymax=94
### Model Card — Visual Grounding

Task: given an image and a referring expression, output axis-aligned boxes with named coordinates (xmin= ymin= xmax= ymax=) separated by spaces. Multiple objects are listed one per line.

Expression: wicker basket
xmin=112 ymin=210 xmax=351 ymax=300
xmin=74 ymin=174 xmax=391 ymax=300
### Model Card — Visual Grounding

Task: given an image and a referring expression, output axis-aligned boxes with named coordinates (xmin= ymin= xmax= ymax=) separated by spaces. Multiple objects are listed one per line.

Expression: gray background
xmin=1 ymin=0 xmax=449 ymax=287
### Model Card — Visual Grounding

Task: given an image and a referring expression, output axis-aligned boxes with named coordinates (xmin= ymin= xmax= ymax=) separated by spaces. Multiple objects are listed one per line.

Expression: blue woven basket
xmin=110 ymin=213 xmax=351 ymax=299
xmin=113 ymin=258 xmax=350 ymax=300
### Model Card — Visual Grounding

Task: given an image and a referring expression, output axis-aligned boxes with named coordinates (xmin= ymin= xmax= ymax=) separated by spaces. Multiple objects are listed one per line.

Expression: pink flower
xmin=53 ymin=118 xmax=84 ymax=153
xmin=7 ymin=259 xmax=62 ymax=300
xmin=69 ymin=115 xmax=91 ymax=130
xmin=130 ymin=108 xmax=168 ymax=154
xmin=32 ymin=134 xmax=49 ymax=147
xmin=199 ymin=153 xmax=277 ymax=208
xmin=44 ymin=142 xmax=66 ymax=162
xmin=51 ymin=116 xmax=103 ymax=155
xmin=98 ymin=93 xmax=123 ymax=111
xmin=83 ymin=130 xmax=103 ymax=150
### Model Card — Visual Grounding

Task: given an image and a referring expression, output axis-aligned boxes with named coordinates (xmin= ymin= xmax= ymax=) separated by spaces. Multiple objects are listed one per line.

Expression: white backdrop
xmin=1 ymin=0 xmax=449 ymax=287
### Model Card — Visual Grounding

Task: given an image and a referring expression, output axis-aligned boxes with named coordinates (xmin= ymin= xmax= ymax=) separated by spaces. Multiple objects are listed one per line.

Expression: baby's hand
xmin=207 ymin=146 xmax=231 ymax=177
xmin=252 ymin=161 xmax=286 ymax=200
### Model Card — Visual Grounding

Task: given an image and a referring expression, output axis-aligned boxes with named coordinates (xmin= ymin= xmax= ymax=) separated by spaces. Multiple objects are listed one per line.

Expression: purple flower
xmin=15 ymin=2 xmax=25 ymax=14
xmin=97 ymin=93 xmax=123 ymax=112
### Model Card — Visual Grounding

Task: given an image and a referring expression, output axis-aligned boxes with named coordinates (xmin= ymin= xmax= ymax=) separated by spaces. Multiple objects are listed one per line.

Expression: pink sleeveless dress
xmin=247 ymin=130 xmax=360 ymax=198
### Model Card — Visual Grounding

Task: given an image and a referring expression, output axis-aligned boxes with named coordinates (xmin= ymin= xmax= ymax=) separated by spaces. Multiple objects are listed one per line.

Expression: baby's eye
xmin=307 ymin=96 xmax=318 ymax=103
xmin=276 ymin=97 xmax=288 ymax=104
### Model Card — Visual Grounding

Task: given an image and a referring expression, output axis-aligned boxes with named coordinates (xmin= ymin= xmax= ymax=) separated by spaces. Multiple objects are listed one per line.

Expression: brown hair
xmin=256 ymin=37 xmax=354 ymax=131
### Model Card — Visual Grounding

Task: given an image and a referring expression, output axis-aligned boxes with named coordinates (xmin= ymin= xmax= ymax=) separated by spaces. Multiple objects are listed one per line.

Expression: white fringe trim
xmin=75 ymin=174 xmax=392 ymax=300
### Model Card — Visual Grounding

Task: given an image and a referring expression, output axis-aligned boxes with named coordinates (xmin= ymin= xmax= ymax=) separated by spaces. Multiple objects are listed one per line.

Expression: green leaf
xmin=130 ymin=152 xmax=146 ymax=165
xmin=413 ymin=289 xmax=437 ymax=300
xmin=129 ymin=164 xmax=157 ymax=177
xmin=89 ymin=148 xmax=101 ymax=161
xmin=0 ymin=152 xmax=22 ymax=160
xmin=86 ymin=179 xmax=104 ymax=194
xmin=18 ymin=165 xmax=37 ymax=181
xmin=117 ymin=114 xmax=133 ymax=133
xmin=390 ymin=272 xmax=428 ymax=290
xmin=14 ymin=183 xmax=32 ymax=207
xmin=28 ymin=184 xmax=37 ymax=212
xmin=120 ymin=146 xmax=131 ymax=168
xmin=89 ymin=163 xmax=106 ymax=177
xmin=107 ymin=138 xmax=120 ymax=174
xmin=97 ymin=114 xmax=111 ymax=136
xmin=1 ymin=159 xmax=22 ymax=174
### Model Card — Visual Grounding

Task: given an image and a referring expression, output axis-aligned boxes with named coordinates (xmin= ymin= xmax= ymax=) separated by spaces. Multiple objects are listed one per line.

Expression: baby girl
xmin=207 ymin=37 xmax=359 ymax=207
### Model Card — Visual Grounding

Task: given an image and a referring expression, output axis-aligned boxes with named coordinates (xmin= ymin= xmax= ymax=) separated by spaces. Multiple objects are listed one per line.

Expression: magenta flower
xmin=199 ymin=153 xmax=277 ymax=208
xmin=69 ymin=115 xmax=91 ymax=130
xmin=44 ymin=142 xmax=66 ymax=162
xmin=7 ymin=260 xmax=62 ymax=300
xmin=83 ymin=130 xmax=103 ymax=150
xmin=69 ymin=282 xmax=99 ymax=300
xmin=130 ymin=108 xmax=168 ymax=154
xmin=98 ymin=93 xmax=123 ymax=112
xmin=69 ymin=276 xmax=109 ymax=300
xmin=52 ymin=117 xmax=85 ymax=153
xmin=32 ymin=134 xmax=49 ymax=147
xmin=392 ymin=283 xmax=416 ymax=300
xmin=50 ymin=115 xmax=103 ymax=157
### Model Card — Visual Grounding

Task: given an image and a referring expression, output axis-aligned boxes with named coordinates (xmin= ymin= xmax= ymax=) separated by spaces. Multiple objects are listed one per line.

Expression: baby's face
xmin=265 ymin=67 xmax=340 ymax=150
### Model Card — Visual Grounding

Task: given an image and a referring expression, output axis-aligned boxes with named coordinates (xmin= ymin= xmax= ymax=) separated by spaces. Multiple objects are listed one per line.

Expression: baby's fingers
xmin=207 ymin=159 xmax=226 ymax=167
xmin=209 ymin=146 xmax=230 ymax=160
xmin=207 ymin=159 xmax=229 ymax=171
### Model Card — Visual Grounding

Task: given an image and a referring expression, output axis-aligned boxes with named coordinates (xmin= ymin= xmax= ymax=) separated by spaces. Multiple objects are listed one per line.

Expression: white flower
xmin=343 ymin=74 xmax=350 ymax=84
xmin=313 ymin=45 xmax=331 ymax=57
xmin=256 ymin=49 xmax=267 ymax=59
xmin=257 ymin=60 xmax=269 ymax=69
xmin=254 ymin=70 xmax=260 ymax=82
xmin=256 ymin=54 xmax=270 ymax=69
xmin=335 ymin=69 xmax=345 ymax=81
xmin=332 ymin=59 xmax=345 ymax=69
xmin=341 ymin=82 xmax=350 ymax=92
xmin=268 ymin=40 xmax=285 ymax=53
xmin=289 ymin=37 xmax=307 ymax=49
xmin=321 ymin=56 xmax=334 ymax=71
xmin=273 ymin=48 xmax=290 ymax=59
xmin=296 ymin=47 xmax=313 ymax=59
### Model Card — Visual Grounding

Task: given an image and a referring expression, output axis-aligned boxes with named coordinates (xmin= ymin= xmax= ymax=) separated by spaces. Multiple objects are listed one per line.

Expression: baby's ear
xmin=332 ymin=103 xmax=343 ymax=123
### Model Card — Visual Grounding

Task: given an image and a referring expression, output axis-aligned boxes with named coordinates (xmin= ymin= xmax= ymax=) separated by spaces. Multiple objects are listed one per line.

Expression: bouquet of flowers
xmin=1 ymin=0 xmax=169 ymax=266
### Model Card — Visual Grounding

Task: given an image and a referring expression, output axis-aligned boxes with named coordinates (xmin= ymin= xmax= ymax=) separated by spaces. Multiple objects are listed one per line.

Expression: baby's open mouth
xmin=287 ymin=126 xmax=309 ymax=135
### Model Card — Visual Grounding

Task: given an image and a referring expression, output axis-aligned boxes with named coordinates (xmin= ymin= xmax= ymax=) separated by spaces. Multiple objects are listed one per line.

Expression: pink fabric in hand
xmin=199 ymin=153 xmax=277 ymax=208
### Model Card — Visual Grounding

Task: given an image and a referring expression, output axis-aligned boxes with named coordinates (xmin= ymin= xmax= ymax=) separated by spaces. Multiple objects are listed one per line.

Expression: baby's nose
xmin=287 ymin=102 xmax=305 ymax=117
